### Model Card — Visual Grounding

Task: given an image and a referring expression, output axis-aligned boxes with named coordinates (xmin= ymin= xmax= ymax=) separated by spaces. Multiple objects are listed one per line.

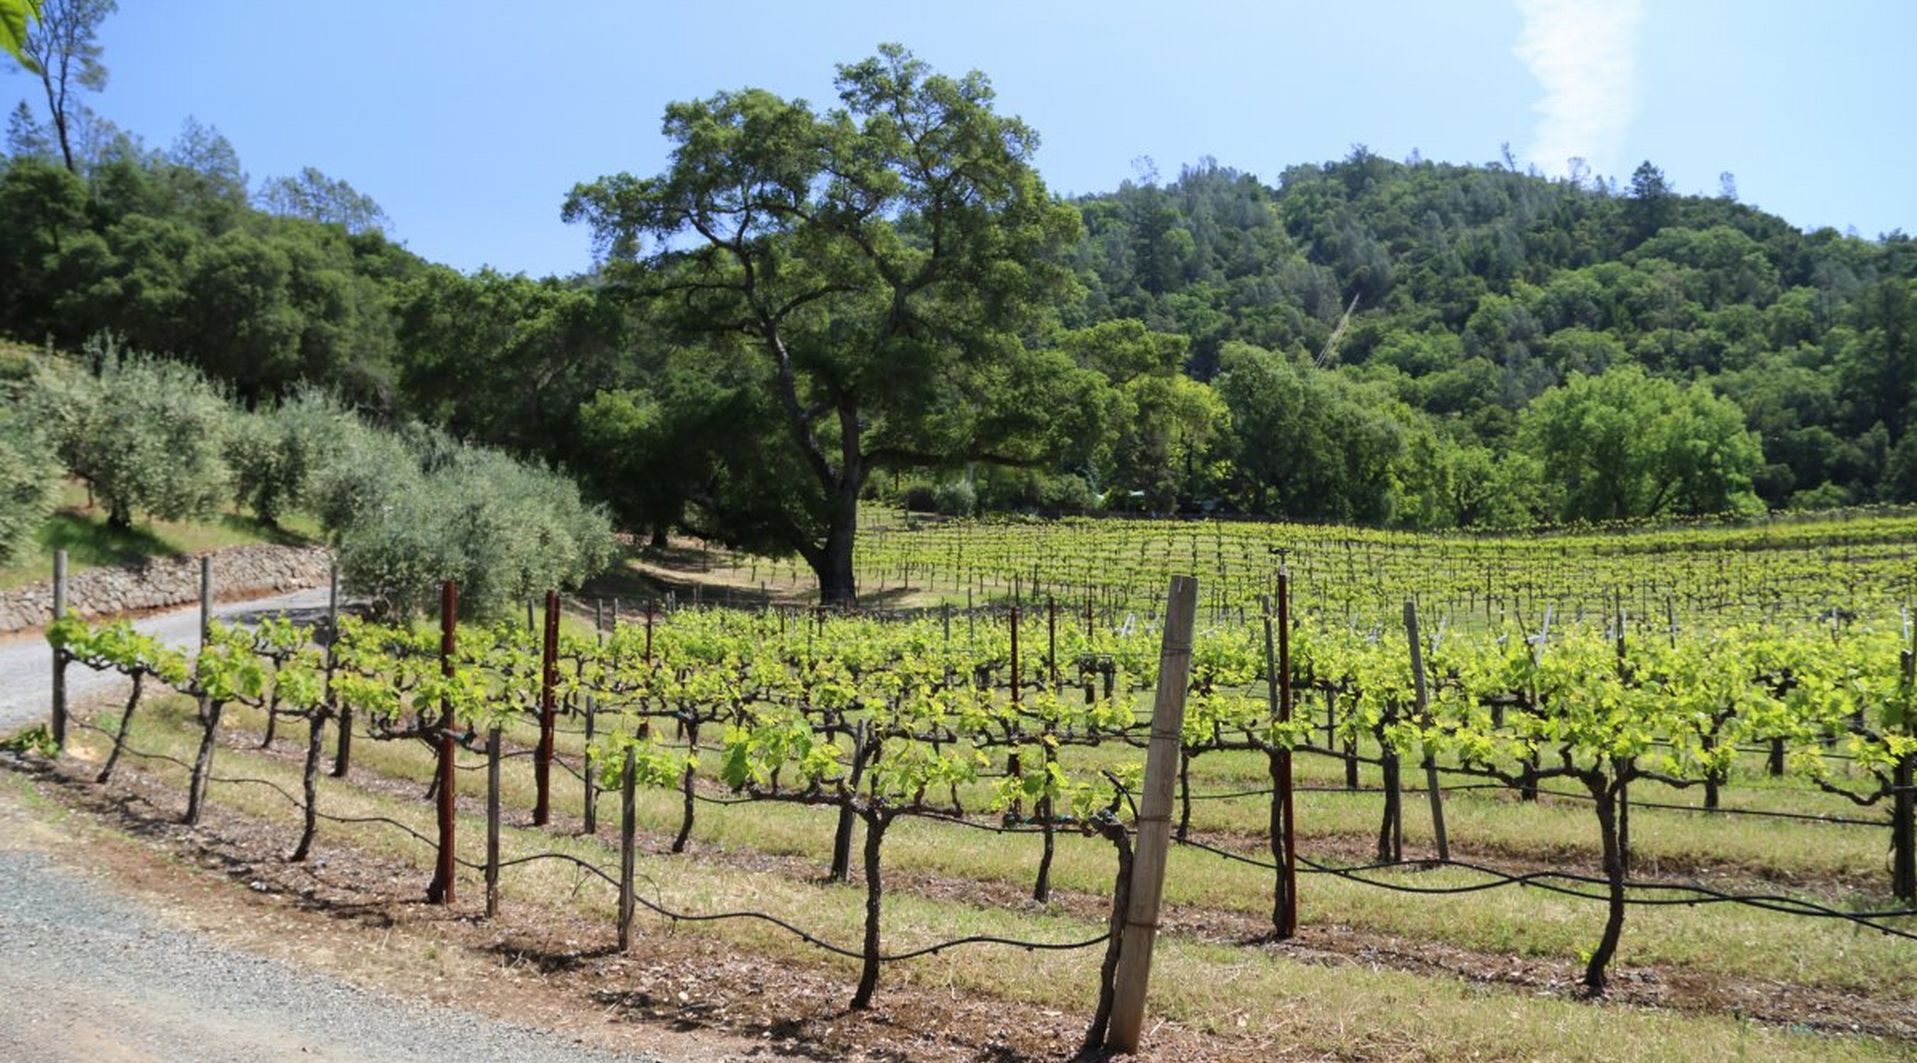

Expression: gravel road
xmin=0 ymin=792 xmax=667 ymax=1063
xmin=0 ymin=586 xmax=337 ymax=736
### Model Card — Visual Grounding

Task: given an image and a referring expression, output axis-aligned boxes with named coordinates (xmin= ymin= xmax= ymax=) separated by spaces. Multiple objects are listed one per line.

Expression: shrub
xmin=0 ymin=405 xmax=60 ymax=564
xmin=28 ymin=347 xmax=232 ymax=529
xmin=229 ymin=387 xmax=362 ymax=526
xmin=336 ymin=429 xmax=614 ymax=618
xmin=931 ymin=479 xmax=976 ymax=517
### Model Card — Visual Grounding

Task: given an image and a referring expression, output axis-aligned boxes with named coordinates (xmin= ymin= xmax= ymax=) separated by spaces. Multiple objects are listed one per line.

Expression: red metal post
xmin=535 ymin=589 xmax=558 ymax=826
xmin=428 ymin=580 xmax=459 ymax=905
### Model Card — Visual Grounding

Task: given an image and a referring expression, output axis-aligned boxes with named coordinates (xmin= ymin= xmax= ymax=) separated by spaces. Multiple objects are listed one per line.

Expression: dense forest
xmin=3 ymin=9 xmax=1914 ymax=588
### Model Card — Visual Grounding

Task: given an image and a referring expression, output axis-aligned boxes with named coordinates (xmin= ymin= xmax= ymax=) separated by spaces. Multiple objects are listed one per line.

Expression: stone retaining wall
xmin=0 ymin=544 xmax=333 ymax=633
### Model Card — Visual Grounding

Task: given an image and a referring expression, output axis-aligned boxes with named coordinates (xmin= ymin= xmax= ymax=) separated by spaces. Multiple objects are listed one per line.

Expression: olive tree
xmin=0 ymin=401 xmax=59 ymax=563
xmin=335 ymin=430 xmax=613 ymax=618
xmin=227 ymin=387 xmax=359 ymax=526
xmin=29 ymin=348 xmax=231 ymax=529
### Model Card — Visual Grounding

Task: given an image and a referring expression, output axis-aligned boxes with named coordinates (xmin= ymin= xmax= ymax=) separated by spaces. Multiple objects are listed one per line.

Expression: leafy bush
xmin=335 ymin=428 xmax=614 ymax=618
xmin=224 ymin=411 xmax=293 ymax=523
xmin=14 ymin=341 xmax=614 ymax=617
xmin=931 ymin=479 xmax=976 ymax=517
xmin=28 ymin=347 xmax=232 ymax=528
xmin=229 ymin=387 xmax=362 ymax=525
xmin=0 ymin=404 xmax=60 ymax=564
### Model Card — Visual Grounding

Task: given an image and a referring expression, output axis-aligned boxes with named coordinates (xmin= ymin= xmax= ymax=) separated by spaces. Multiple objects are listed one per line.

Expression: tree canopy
xmin=562 ymin=44 xmax=1086 ymax=600
xmin=4 ymin=27 xmax=1917 ymax=596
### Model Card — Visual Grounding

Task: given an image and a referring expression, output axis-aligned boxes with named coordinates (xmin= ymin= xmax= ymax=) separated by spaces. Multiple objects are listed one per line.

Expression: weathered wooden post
xmin=1896 ymin=638 xmax=1917 ymax=902
xmin=50 ymin=549 xmax=67 ymax=751
xmin=1105 ymin=575 xmax=1196 ymax=1054
xmin=183 ymin=557 xmax=220 ymax=825
xmin=486 ymin=724 xmax=502 ymax=919
xmin=1405 ymin=600 xmax=1449 ymax=862
xmin=619 ymin=744 xmax=637 ymax=951
xmin=328 ymin=561 xmax=357 ymax=779
xmin=1010 ymin=604 xmax=1021 ymax=702
xmin=1048 ymin=596 xmax=1059 ymax=691
xmin=196 ymin=554 xmax=212 ymax=719
xmin=427 ymin=580 xmax=459 ymax=905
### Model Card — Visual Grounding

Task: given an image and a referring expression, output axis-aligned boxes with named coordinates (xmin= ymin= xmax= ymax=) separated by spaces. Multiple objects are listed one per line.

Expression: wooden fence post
xmin=619 ymin=745 xmax=637 ymax=951
xmin=50 ymin=549 xmax=67 ymax=751
xmin=427 ymin=580 xmax=458 ymax=905
xmin=197 ymin=554 xmax=212 ymax=721
xmin=183 ymin=557 xmax=219 ymax=826
xmin=1010 ymin=605 xmax=1020 ymax=703
xmin=329 ymin=559 xmax=353 ymax=778
xmin=1897 ymin=640 xmax=1917 ymax=902
xmin=486 ymin=724 xmax=502 ymax=919
xmin=1105 ymin=575 xmax=1197 ymax=1054
xmin=1405 ymin=600 xmax=1449 ymax=862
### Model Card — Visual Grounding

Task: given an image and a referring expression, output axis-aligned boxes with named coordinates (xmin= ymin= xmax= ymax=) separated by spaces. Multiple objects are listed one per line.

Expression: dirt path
xmin=0 ymin=586 xmax=335 ymax=736
xmin=0 ymin=778 xmax=702 ymax=1063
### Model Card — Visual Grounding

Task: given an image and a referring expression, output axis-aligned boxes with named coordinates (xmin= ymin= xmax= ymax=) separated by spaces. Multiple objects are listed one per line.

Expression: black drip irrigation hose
xmin=64 ymin=720 xmax=1108 ymax=966
xmin=1176 ymin=775 xmax=1884 ymax=826
xmin=62 ymin=713 xmax=1917 ymax=954
xmin=1165 ymin=833 xmax=1917 ymax=939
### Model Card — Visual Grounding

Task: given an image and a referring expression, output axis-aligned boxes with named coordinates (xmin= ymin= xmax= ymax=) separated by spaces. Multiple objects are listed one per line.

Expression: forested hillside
xmin=1062 ymin=155 xmax=1917 ymax=518
xmin=3 ymin=27 xmax=1914 ymax=553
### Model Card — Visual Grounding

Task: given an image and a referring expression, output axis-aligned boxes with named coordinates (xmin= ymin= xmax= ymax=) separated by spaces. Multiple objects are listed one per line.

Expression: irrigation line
xmin=1176 ymin=776 xmax=1883 ymax=827
xmin=64 ymin=712 xmax=1911 ymax=955
xmin=623 ymin=886 xmax=1108 ymax=963
xmin=72 ymin=718 xmax=1107 ymax=966
xmin=1168 ymin=835 xmax=1917 ymax=937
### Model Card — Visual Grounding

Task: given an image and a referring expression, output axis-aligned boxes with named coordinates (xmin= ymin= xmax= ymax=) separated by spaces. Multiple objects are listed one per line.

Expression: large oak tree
xmin=564 ymin=45 xmax=1085 ymax=602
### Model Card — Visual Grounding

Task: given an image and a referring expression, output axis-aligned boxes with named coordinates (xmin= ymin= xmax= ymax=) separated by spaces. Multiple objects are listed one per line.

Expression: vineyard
xmin=26 ymin=509 xmax=1917 ymax=1058
xmin=837 ymin=508 xmax=1917 ymax=625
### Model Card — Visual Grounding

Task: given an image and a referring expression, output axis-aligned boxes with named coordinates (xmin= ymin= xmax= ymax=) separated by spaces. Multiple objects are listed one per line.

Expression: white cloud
xmin=1513 ymin=0 xmax=1646 ymax=179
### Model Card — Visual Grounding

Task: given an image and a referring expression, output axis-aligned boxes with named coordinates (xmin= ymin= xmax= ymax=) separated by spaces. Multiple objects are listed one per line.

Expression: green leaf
xmin=0 ymin=0 xmax=41 ymax=73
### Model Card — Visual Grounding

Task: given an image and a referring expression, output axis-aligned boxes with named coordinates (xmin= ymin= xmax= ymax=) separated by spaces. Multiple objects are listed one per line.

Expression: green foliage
xmin=0 ymin=395 xmax=59 ymax=563
xmin=6 ymin=35 xmax=1917 ymax=545
xmin=1213 ymin=341 xmax=1414 ymax=523
xmin=0 ymin=148 xmax=411 ymax=407
xmin=0 ymin=0 xmax=41 ymax=71
xmin=1518 ymin=365 xmax=1764 ymax=522
xmin=7 ymin=0 xmax=113 ymax=172
xmin=26 ymin=345 xmax=232 ymax=528
xmin=226 ymin=386 xmax=360 ymax=526
xmin=256 ymin=166 xmax=389 ymax=234
xmin=563 ymin=44 xmax=1085 ymax=598
xmin=0 ymin=723 xmax=56 ymax=756
xmin=335 ymin=427 xmax=614 ymax=618
xmin=930 ymin=478 xmax=976 ymax=517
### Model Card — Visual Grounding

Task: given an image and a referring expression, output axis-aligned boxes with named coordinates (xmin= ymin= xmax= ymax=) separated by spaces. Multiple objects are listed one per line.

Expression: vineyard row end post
xmin=619 ymin=746 xmax=637 ymax=951
xmin=1404 ymin=599 xmax=1450 ymax=862
xmin=428 ymin=580 xmax=458 ymax=905
xmin=1106 ymin=574 xmax=1197 ymax=1054
xmin=486 ymin=724 xmax=502 ymax=919
xmin=196 ymin=555 xmax=212 ymax=728
xmin=50 ymin=549 xmax=67 ymax=751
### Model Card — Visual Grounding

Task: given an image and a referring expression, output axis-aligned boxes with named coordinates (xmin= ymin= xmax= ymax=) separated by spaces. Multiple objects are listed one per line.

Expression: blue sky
xmin=18 ymin=0 xmax=1908 ymax=277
